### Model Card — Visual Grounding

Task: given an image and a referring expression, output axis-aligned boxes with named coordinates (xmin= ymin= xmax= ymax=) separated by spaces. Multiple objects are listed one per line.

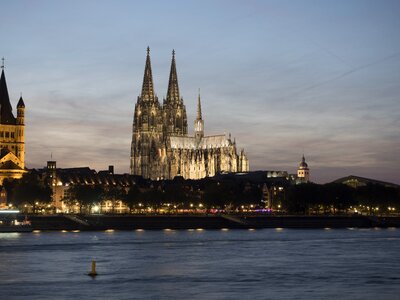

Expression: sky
xmin=0 ymin=0 xmax=399 ymax=184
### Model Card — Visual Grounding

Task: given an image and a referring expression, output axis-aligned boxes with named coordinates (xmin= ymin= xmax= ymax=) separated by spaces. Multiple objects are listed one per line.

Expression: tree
xmin=240 ymin=184 xmax=263 ymax=207
xmin=203 ymin=180 xmax=238 ymax=209
xmin=163 ymin=181 xmax=188 ymax=208
xmin=11 ymin=172 xmax=52 ymax=213
xmin=283 ymin=183 xmax=320 ymax=214
xmin=104 ymin=186 xmax=126 ymax=213
xmin=355 ymin=184 xmax=400 ymax=214
xmin=143 ymin=189 xmax=164 ymax=212
xmin=321 ymin=183 xmax=355 ymax=213
xmin=123 ymin=185 xmax=141 ymax=213
xmin=2 ymin=178 xmax=18 ymax=205
xmin=68 ymin=185 xmax=104 ymax=214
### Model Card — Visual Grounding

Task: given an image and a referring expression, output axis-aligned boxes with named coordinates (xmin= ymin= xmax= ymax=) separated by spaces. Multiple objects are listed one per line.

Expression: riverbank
xmin=24 ymin=214 xmax=400 ymax=231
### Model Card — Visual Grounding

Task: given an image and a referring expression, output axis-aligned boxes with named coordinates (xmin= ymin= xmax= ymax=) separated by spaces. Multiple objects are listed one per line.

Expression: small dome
xmin=299 ymin=155 xmax=308 ymax=168
xmin=299 ymin=161 xmax=308 ymax=168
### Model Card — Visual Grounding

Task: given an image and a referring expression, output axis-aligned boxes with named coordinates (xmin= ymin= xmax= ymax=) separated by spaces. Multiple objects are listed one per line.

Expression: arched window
xmin=175 ymin=114 xmax=181 ymax=130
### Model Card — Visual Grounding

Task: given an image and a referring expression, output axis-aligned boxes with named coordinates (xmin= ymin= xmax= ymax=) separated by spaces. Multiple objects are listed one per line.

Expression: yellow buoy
xmin=88 ymin=260 xmax=97 ymax=277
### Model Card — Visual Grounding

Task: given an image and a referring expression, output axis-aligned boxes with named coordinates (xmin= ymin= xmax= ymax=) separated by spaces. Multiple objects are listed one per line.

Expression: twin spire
xmin=166 ymin=49 xmax=180 ymax=102
xmin=140 ymin=47 xmax=181 ymax=103
xmin=140 ymin=47 xmax=155 ymax=101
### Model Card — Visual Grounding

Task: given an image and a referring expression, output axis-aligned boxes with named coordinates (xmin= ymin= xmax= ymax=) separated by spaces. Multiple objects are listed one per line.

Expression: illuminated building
xmin=130 ymin=48 xmax=249 ymax=180
xmin=43 ymin=162 xmax=138 ymax=213
xmin=296 ymin=155 xmax=310 ymax=183
xmin=0 ymin=60 xmax=27 ymax=184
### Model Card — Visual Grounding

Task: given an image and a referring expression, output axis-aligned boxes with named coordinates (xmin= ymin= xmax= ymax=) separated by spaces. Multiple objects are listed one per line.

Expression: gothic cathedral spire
xmin=194 ymin=90 xmax=204 ymax=141
xmin=141 ymin=47 xmax=155 ymax=101
xmin=166 ymin=49 xmax=180 ymax=102
xmin=196 ymin=89 xmax=202 ymax=120
xmin=163 ymin=50 xmax=187 ymax=136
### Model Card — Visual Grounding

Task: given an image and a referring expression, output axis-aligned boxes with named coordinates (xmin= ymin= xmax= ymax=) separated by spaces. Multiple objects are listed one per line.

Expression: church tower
xmin=130 ymin=48 xmax=163 ymax=179
xmin=0 ymin=59 xmax=27 ymax=184
xmin=162 ymin=50 xmax=187 ymax=137
xmin=297 ymin=155 xmax=310 ymax=183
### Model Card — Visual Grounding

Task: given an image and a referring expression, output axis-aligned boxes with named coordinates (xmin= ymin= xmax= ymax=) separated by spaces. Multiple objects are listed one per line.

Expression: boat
xmin=0 ymin=210 xmax=33 ymax=232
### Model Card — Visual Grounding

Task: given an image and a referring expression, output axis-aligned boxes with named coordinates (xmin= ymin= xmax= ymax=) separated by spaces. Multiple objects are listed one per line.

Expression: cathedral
xmin=130 ymin=48 xmax=249 ymax=180
xmin=0 ymin=61 xmax=26 ymax=184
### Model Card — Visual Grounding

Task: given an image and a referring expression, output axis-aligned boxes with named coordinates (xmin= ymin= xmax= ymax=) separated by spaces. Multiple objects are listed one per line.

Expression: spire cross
xmin=172 ymin=49 xmax=175 ymax=57
xmin=1 ymin=57 xmax=4 ymax=69
xmin=147 ymin=46 xmax=150 ymax=55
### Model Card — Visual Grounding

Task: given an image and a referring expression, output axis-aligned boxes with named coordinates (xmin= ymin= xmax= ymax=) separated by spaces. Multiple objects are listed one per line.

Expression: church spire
xmin=196 ymin=89 xmax=202 ymax=120
xmin=194 ymin=90 xmax=204 ymax=141
xmin=0 ymin=61 xmax=16 ymax=125
xmin=166 ymin=49 xmax=180 ymax=102
xmin=140 ymin=46 xmax=155 ymax=101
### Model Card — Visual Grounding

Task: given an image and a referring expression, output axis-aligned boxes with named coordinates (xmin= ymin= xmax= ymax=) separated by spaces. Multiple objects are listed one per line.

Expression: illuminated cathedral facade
xmin=130 ymin=48 xmax=249 ymax=180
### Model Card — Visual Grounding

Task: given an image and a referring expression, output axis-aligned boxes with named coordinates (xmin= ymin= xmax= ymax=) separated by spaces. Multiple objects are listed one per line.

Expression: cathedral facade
xmin=0 ymin=63 xmax=26 ymax=184
xmin=130 ymin=48 xmax=249 ymax=180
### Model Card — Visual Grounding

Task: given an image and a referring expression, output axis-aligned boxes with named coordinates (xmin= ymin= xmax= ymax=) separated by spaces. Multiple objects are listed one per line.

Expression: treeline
xmin=3 ymin=173 xmax=52 ymax=213
xmin=2 ymin=173 xmax=262 ymax=213
xmin=3 ymin=172 xmax=399 ymax=215
xmin=283 ymin=182 xmax=400 ymax=214
xmin=63 ymin=178 xmax=263 ymax=213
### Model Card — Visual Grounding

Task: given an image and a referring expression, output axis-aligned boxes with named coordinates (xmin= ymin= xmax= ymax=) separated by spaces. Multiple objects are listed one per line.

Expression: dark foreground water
xmin=0 ymin=228 xmax=399 ymax=300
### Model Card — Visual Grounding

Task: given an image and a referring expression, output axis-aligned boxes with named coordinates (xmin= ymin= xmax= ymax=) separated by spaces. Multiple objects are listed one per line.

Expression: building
xmin=0 ymin=61 xmax=27 ymax=184
xmin=333 ymin=175 xmax=399 ymax=189
xmin=41 ymin=161 xmax=140 ymax=213
xmin=296 ymin=155 xmax=310 ymax=183
xmin=130 ymin=48 xmax=249 ymax=180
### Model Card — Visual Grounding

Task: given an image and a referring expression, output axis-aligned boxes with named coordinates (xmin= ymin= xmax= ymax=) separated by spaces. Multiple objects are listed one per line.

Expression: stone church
xmin=0 ymin=62 xmax=26 ymax=184
xmin=130 ymin=48 xmax=249 ymax=180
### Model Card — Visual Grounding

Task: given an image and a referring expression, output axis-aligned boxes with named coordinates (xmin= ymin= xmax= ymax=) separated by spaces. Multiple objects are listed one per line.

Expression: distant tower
xmin=47 ymin=160 xmax=57 ymax=187
xmin=297 ymin=155 xmax=310 ymax=183
xmin=194 ymin=91 xmax=204 ymax=142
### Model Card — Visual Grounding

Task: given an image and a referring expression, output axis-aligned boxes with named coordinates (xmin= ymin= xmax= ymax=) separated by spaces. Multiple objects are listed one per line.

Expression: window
xmin=5 ymin=132 xmax=9 ymax=138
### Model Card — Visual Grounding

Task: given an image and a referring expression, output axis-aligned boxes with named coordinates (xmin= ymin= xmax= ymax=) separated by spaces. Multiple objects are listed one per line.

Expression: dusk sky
xmin=1 ymin=0 xmax=399 ymax=184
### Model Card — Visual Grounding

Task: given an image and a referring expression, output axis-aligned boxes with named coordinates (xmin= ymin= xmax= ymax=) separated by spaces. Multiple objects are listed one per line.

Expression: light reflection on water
xmin=0 ymin=232 xmax=20 ymax=239
xmin=0 ymin=228 xmax=399 ymax=299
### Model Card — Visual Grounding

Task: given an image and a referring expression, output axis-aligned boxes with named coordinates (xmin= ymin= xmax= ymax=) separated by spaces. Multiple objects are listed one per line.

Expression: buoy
xmin=88 ymin=260 xmax=97 ymax=277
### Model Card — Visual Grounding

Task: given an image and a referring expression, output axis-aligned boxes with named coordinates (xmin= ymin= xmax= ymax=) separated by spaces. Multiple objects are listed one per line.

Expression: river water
xmin=0 ymin=228 xmax=399 ymax=299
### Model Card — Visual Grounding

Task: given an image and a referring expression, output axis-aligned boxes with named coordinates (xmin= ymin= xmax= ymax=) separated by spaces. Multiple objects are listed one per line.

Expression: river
xmin=0 ymin=228 xmax=399 ymax=299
